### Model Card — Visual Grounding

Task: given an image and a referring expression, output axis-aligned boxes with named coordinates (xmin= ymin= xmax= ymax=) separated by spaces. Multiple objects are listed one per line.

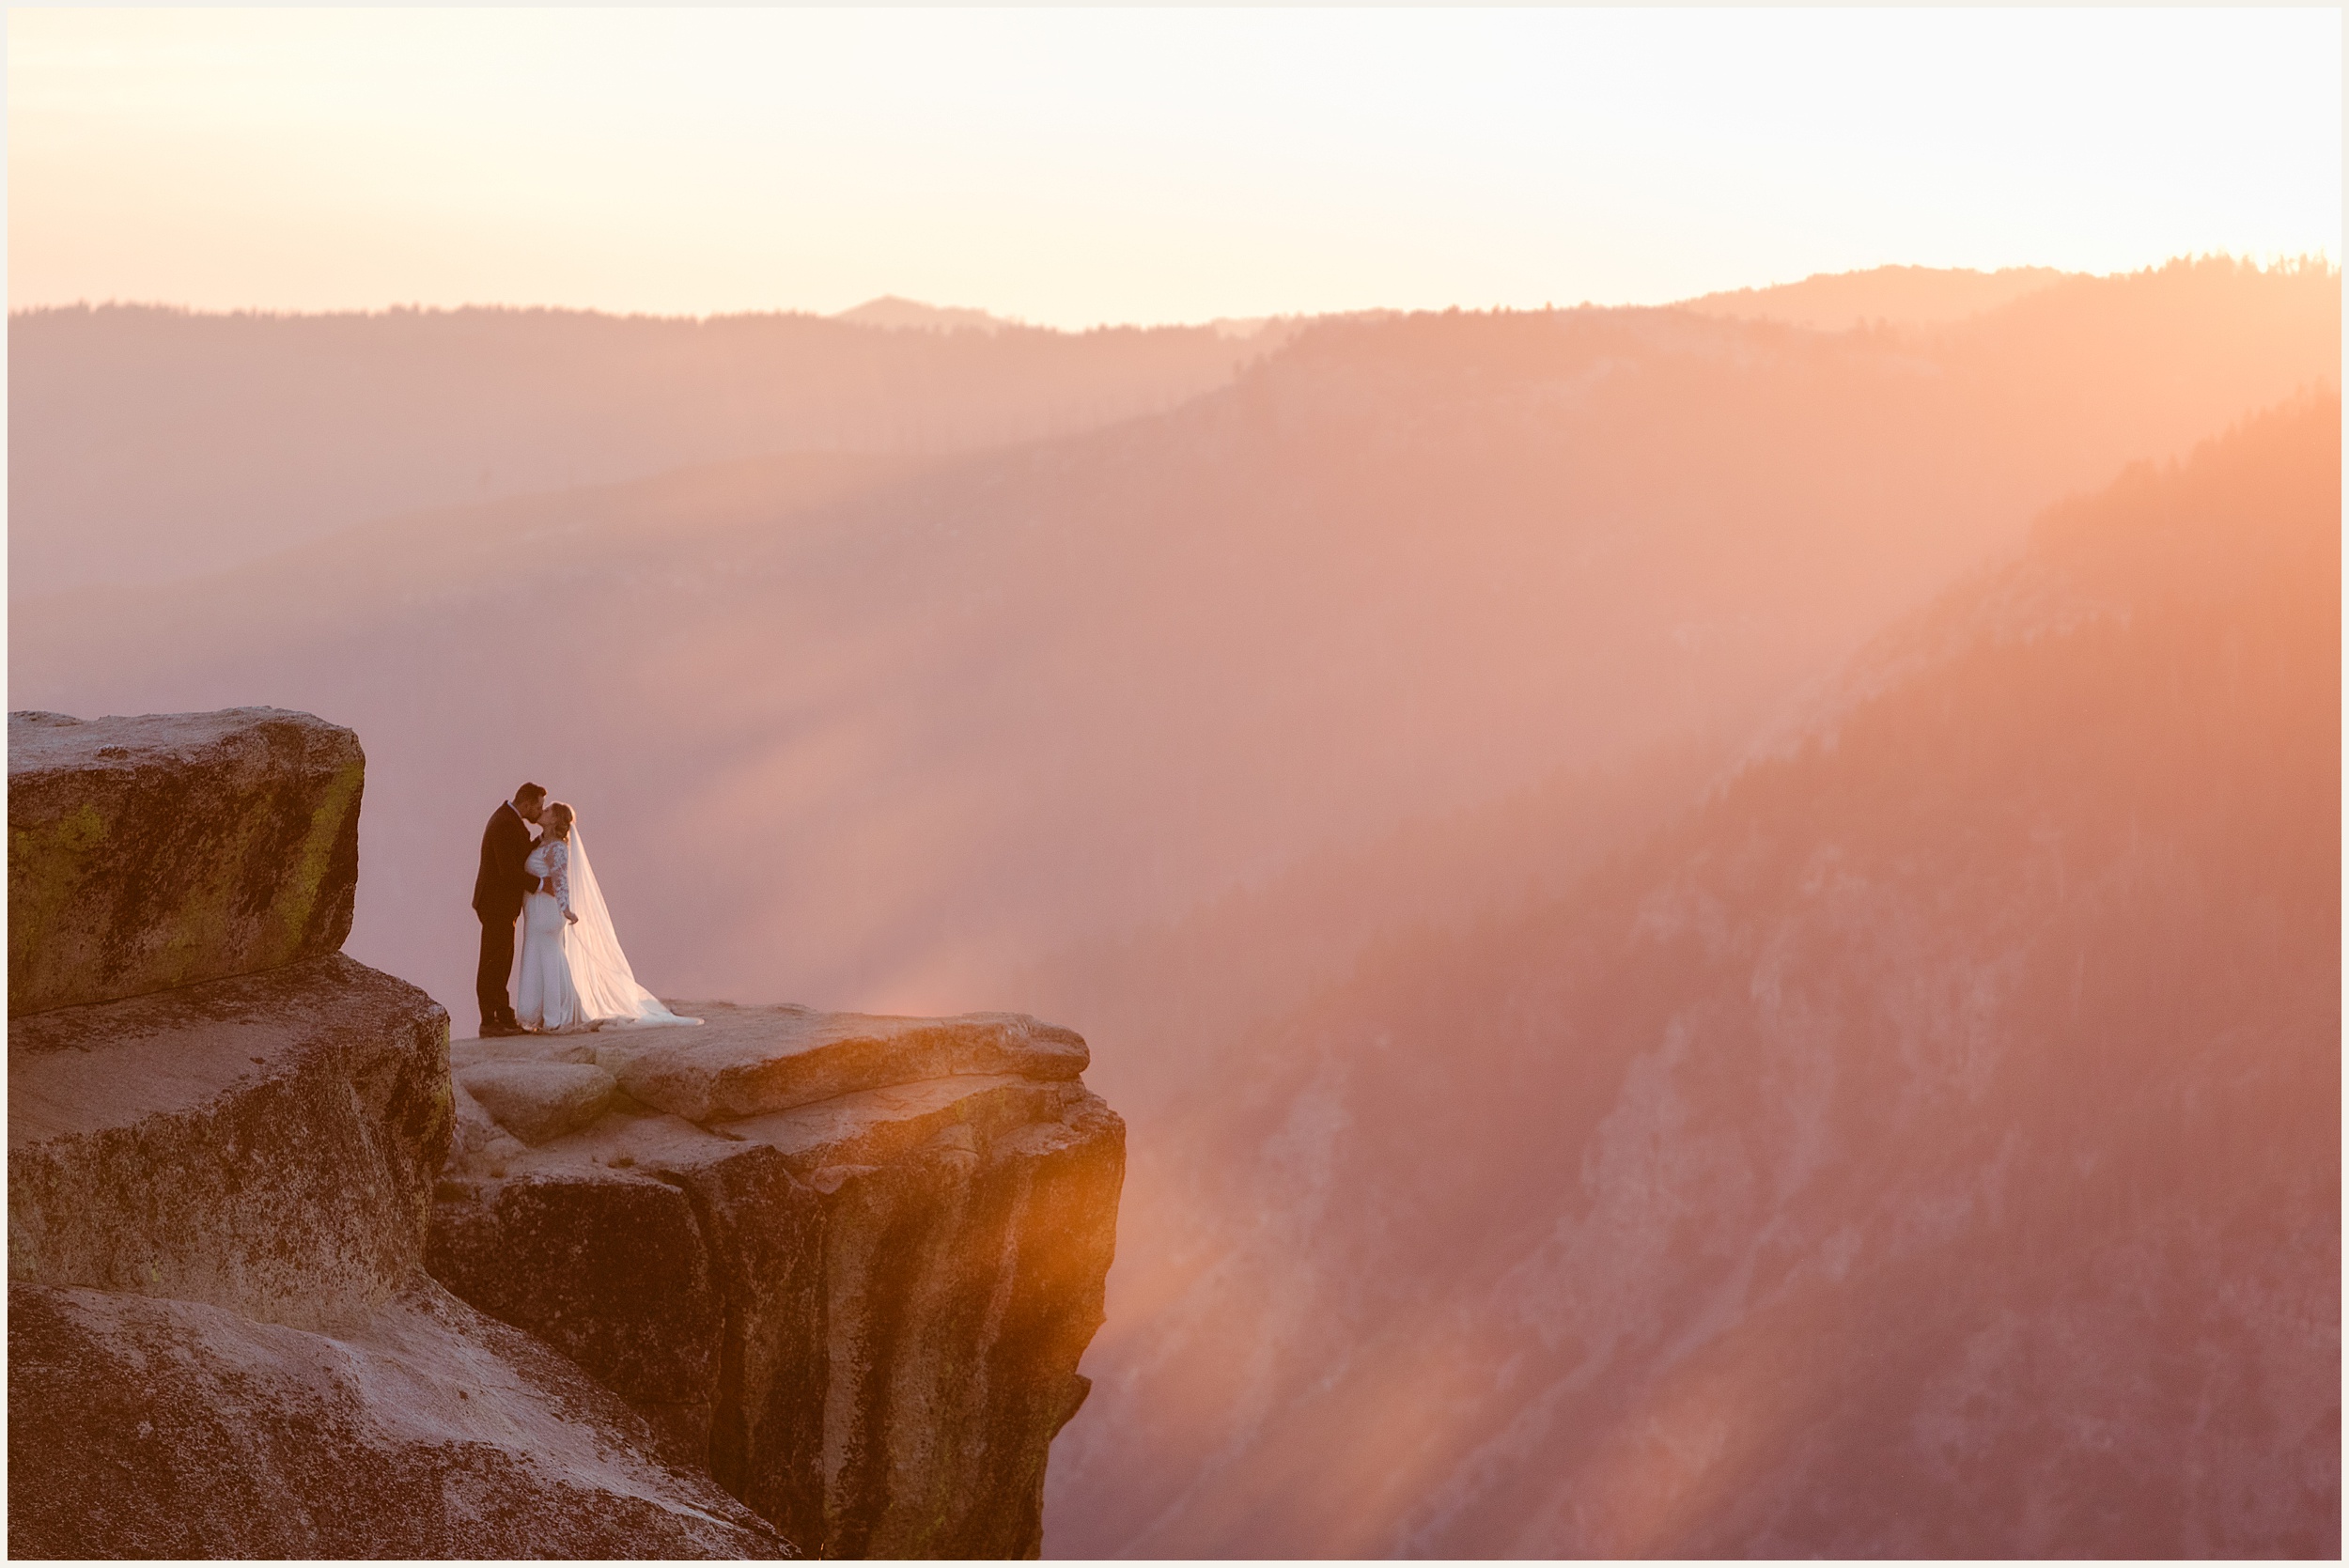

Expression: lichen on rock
xmin=8 ymin=707 xmax=365 ymax=1017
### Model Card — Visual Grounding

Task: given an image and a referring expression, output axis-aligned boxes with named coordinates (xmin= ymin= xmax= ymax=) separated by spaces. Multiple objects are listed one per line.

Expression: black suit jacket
xmin=473 ymin=801 xmax=538 ymax=921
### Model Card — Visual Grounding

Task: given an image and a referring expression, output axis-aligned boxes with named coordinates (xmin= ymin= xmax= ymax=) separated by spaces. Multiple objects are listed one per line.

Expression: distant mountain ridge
xmin=6 ymin=301 xmax=1275 ymax=597
xmin=1681 ymin=262 xmax=2071 ymax=332
xmin=826 ymin=294 xmax=1297 ymax=345
xmin=832 ymin=294 xmax=1014 ymax=333
xmin=13 ymin=254 xmax=2334 ymax=1031
xmin=5 ymin=264 xmax=2123 ymax=599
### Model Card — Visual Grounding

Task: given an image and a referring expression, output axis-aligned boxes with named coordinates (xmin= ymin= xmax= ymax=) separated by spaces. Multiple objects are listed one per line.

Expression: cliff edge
xmin=432 ymin=1007 xmax=1124 ymax=1557
xmin=7 ymin=707 xmax=1124 ymax=1559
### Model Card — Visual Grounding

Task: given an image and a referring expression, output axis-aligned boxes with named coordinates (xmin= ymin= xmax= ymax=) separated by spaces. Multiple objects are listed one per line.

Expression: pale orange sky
xmin=8 ymin=8 xmax=2341 ymax=327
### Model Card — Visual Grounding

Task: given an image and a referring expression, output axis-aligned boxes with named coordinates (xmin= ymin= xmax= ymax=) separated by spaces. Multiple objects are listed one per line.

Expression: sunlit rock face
xmin=6 ymin=709 xmax=789 ymax=1559
xmin=1050 ymin=397 xmax=2341 ymax=1556
xmin=429 ymin=1004 xmax=1126 ymax=1558
xmin=7 ymin=706 xmax=363 ymax=1016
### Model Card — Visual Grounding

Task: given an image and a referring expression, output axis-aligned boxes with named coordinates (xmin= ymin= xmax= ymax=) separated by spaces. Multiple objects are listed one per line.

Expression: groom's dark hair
xmin=515 ymin=782 xmax=547 ymax=807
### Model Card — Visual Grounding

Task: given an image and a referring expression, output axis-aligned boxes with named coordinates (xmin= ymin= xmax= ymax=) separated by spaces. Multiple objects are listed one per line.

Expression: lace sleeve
xmin=551 ymin=841 xmax=572 ymax=915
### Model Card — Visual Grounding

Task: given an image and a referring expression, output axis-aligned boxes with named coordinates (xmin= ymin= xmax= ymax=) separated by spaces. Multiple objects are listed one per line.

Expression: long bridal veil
xmin=566 ymin=829 xmax=701 ymax=1029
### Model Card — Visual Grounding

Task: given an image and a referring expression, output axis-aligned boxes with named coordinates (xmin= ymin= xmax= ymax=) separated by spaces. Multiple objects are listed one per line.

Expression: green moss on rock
xmin=8 ymin=709 xmax=366 ymax=1017
xmin=8 ymin=801 xmax=112 ymax=1012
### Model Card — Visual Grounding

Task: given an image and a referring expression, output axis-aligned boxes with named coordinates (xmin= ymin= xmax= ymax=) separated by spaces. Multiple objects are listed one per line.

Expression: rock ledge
xmin=432 ymin=1003 xmax=1124 ymax=1558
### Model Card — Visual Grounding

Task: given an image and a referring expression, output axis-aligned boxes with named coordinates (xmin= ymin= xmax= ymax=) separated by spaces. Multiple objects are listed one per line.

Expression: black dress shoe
xmin=479 ymin=1021 xmax=524 ymax=1038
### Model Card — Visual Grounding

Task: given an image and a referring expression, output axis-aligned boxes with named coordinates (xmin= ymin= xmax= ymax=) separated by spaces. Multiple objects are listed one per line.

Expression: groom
xmin=473 ymin=782 xmax=546 ymax=1037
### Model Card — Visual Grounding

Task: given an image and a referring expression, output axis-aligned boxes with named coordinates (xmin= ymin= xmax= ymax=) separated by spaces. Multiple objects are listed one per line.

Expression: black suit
xmin=474 ymin=800 xmax=538 ymax=1030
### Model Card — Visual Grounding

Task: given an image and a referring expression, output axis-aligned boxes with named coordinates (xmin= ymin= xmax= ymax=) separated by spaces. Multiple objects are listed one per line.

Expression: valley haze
xmin=8 ymin=257 xmax=2340 ymax=1557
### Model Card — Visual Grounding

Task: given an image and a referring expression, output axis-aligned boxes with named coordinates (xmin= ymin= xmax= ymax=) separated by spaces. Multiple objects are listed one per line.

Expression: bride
xmin=514 ymin=802 xmax=700 ymax=1032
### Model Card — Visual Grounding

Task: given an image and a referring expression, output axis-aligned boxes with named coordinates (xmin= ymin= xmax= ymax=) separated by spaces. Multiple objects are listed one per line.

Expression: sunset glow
xmin=8 ymin=8 xmax=2340 ymax=324
xmin=6 ymin=6 xmax=2340 ymax=1560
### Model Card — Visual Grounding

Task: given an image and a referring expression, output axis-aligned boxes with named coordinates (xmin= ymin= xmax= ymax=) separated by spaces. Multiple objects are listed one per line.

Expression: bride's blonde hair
xmin=543 ymin=802 xmax=576 ymax=838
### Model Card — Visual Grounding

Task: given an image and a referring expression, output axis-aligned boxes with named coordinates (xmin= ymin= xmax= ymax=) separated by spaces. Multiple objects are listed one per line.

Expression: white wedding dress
xmin=514 ymin=830 xmax=700 ymax=1032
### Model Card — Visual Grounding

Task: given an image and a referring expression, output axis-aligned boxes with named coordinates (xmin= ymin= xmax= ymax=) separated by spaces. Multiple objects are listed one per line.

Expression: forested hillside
xmin=1048 ymin=395 xmax=2341 ymax=1556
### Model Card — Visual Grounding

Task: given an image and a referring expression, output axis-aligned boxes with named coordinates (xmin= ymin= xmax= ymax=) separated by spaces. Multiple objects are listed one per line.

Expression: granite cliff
xmin=431 ymin=1009 xmax=1120 ymax=1557
xmin=8 ymin=707 xmax=1123 ymax=1558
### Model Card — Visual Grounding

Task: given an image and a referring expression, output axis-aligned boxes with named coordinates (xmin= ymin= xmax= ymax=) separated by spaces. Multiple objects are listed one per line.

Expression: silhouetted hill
xmin=1683 ymin=263 xmax=2070 ymax=331
xmin=1044 ymin=395 xmax=2341 ymax=1556
xmin=6 ymin=303 xmax=1274 ymax=595
xmin=832 ymin=295 xmax=1015 ymax=333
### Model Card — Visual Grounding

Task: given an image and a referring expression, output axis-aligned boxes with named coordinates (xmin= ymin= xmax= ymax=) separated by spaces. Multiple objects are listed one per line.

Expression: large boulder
xmin=8 ymin=953 xmax=451 ymax=1329
xmin=430 ymin=1010 xmax=1127 ymax=1558
xmin=8 ymin=1280 xmax=789 ymax=1558
xmin=8 ymin=707 xmax=364 ymax=1017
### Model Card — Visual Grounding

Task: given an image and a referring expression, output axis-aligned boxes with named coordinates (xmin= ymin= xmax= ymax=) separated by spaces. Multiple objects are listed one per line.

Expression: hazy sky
xmin=8 ymin=8 xmax=2340 ymax=327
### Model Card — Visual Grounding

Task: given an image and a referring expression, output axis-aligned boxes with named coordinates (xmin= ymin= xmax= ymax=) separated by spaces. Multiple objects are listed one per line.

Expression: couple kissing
xmin=471 ymin=782 xmax=699 ymax=1039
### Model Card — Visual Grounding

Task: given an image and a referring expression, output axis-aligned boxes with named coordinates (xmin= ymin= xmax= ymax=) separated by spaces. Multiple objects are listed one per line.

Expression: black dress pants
xmin=476 ymin=908 xmax=520 ymax=1029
